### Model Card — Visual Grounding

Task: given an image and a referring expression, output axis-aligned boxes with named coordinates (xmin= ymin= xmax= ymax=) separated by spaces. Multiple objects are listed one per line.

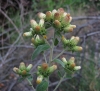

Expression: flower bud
xmin=64 ymin=26 xmax=73 ymax=32
xmin=73 ymin=46 xmax=83 ymax=51
xmin=42 ymin=63 xmax=48 ymax=70
xmin=13 ymin=67 xmax=22 ymax=75
xmin=30 ymin=19 xmax=38 ymax=28
xmin=62 ymin=57 xmax=67 ymax=64
xmin=63 ymin=13 xmax=72 ymax=23
xmin=37 ymin=66 xmax=41 ymax=70
xmin=54 ymin=20 xmax=61 ymax=28
xmin=62 ymin=12 xmax=67 ymax=17
xmin=36 ymin=75 xmax=43 ymax=84
xmin=70 ymin=63 xmax=76 ymax=68
xmin=52 ymin=9 xmax=57 ymax=16
xmin=74 ymin=66 xmax=81 ymax=70
xmin=22 ymin=70 xmax=27 ymax=75
xmin=69 ymin=25 xmax=76 ymax=28
xmin=46 ymin=11 xmax=52 ymax=20
xmin=19 ymin=62 xmax=26 ymax=70
xmin=49 ymin=65 xmax=57 ymax=73
xmin=38 ymin=12 xmax=46 ymax=19
xmin=58 ymin=8 xmax=64 ymax=16
xmin=26 ymin=64 xmax=33 ymax=71
xmin=69 ymin=57 xmax=75 ymax=64
xmin=13 ymin=67 xmax=19 ymax=73
xmin=23 ymin=31 xmax=32 ymax=37
xmin=54 ymin=12 xmax=60 ymax=20
xmin=70 ymin=36 xmax=80 ymax=45
xmin=35 ymin=26 xmax=41 ymax=32
xmin=61 ymin=36 xmax=69 ymax=45
xmin=39 ymin=19 xmax=44 ymax=27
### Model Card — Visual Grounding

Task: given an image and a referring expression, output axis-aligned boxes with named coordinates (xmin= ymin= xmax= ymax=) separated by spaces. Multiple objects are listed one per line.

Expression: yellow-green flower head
xmin=13 ymin=62 xmax=33 ymax=77
xmin=62 ymin=57 xmax=81 ymax=71
xmin=30 ymin=19 xmax=46 ymax=35
xmin=31 ymin=35 xmax=45 ymax=47
xmin=37 ymin=63 xmax=57 ymax=77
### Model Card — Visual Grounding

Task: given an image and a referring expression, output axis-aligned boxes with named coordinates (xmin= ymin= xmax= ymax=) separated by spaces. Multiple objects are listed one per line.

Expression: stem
xmin=26 ymin=78 xmax=35 ymax=91
xmin=43 ymin=52 xmax=47 ymax=63
xmin=53 ymin=73 xmax=66 ymax=91
xmin=53 ymin=49 xmax=65 ymax=61
xmin=49 ymin=40 xmax=54 ymax=63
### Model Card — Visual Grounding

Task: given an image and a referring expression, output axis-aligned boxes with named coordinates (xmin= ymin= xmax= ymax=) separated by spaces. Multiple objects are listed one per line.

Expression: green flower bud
xmin=74 ymin=66 xmax=81 ymax=70
xmin=68 ymin=57 xmax=75 ymax=64
xmin=73 ymin=46 xmax=83 ymax=52
xmin=26 ymin=64 xmax=33 ymax=71
xmin=70 ymin=36 xmax=80 ymax=46
xmin=62 ymin=57 xmax=67 ymax=64
xmin=61 ymin=36 xmax=69 ymax=45
xmin=49 ymin=65 xmax=57 ymax=73
xmin=54 ymin=20 xmax=61 ymax=28
xmin=64 ymin=26 xmax=73 ymax=32
xmin=19 ymin=62 xmax=26 ymax=71
xmin=46 ymin=11 xmax=52 ymax=20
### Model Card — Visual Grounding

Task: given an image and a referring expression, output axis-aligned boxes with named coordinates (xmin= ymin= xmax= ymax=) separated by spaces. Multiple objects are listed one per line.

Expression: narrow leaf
xmin=53 ymin=59 xmax=64 ymax=67
xmin=36 ymin=81 xmax=48 ymax=91
xmin=54 ymin=38 xmax=59 ymax=46
xmin=32 ymin=44 xmax=50 ymax=60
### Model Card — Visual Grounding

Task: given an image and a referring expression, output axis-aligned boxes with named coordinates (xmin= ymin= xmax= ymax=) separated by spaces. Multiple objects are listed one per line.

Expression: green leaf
xmin=53 ymin=59 xmax=64 ymax=67
xmin=32 ymin=44 xmax=50 ymax=60
xmin=36 ymin=81 xmax=48 ymax=91
xmin=54 ymin=38 xmax=59 ymax=46
xmin=57 ymin=70 xmax=62 ymax=78
xmin=27 ymin=75 xmax=33 ymax=82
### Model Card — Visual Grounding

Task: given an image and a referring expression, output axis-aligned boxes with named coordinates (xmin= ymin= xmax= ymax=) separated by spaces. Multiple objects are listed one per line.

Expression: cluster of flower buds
xmin=38 ymin=8 xmax=76 ymax=33
xmin=61 ymin=36 xmax=82 ymax=52
xmin=13 ymin=62 xmax=33 ymax=77
xmin=36 ymin=63 xmax=57 ymax=84
xmin=31 ymin=35 xmax=45 ymax=47
xmin=62 ymin=57 xmax=81 ymax=72
xmin=23 ymin=19 xmax=46 ymax=37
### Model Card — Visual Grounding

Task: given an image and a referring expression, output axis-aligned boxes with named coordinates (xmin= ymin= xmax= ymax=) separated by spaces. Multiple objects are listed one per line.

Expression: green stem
xmin=43 ymin=52 xmax=47 ymax=63
xmin=53 ymin=73 xmax=66 ymax=91
xmin=26 ymin=78 xmax=35 ymax=91
xmin=53 ymin=49 xmax=65 ymax=61
xmin=49 ymin=40 xmax=54 ymax=63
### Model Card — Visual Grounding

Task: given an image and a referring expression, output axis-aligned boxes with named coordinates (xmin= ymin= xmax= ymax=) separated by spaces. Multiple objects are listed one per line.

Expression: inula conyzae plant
xmin=13 ymin=8 xmax=82 ymax=91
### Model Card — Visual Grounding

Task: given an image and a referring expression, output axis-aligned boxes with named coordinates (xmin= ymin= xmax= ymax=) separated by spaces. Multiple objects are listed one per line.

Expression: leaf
xmin=32 ymin=44 xmax=50 ymax=60
xmin=27 ymin=75 xmax=33 ymax=82
xmin=54 ymin=38 xmax=59 ymax=46
xmin=53 ymin=59 xmax=64 ymax=67
xmin=36 ymin=81 xmax=48 ymax=91
xmin=57 ymin=70 xmax=62 ymax=78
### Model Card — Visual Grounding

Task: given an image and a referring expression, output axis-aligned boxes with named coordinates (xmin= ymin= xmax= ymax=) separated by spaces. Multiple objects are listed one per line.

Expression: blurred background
xmin=0 ymin=0 xmax=100 ymax=91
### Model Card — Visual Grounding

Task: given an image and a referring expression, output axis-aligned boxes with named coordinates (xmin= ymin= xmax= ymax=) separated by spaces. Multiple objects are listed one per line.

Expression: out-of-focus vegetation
xmin=0 ymin=0 xmax=100 ymax=91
